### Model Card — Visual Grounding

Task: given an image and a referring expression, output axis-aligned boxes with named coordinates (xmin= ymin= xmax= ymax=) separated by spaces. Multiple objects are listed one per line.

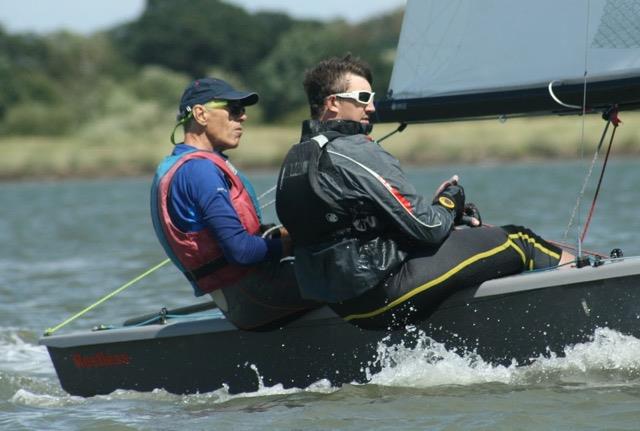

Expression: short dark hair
xmin=303 ymin=54 xmax=373 ymax=119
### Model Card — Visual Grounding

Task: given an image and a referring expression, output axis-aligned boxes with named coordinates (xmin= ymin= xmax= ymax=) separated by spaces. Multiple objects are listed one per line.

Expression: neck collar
xmin=300 ymin=119 xmax=373 ymax=140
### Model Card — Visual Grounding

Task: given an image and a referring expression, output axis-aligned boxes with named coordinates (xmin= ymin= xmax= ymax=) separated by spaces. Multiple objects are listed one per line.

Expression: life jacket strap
xmin=183 ymin=257 xmax=228 ymax=282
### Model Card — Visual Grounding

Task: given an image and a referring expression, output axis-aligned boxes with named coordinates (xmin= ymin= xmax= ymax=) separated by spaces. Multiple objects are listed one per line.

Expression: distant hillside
xmin=0 ymin=0 xmax=404 ymax=138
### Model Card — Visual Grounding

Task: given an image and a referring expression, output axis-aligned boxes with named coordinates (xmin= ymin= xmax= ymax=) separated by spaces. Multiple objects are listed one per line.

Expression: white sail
xmin=376 ymin=0 xmax=640 ymax=122
xmin=390 ymin=0 xmax=640 ymax=99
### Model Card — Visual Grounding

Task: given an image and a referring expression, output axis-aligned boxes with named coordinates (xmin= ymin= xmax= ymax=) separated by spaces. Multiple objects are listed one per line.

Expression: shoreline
xmin=2 ymin=113 xmax=639 ymax=182
xmin=2 ymin=154 xmax=637 ymax=183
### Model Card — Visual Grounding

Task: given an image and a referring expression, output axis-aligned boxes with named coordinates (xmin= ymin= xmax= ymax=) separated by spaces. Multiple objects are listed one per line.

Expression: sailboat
xmin=40 ymin=0 xmax=640 ymax=397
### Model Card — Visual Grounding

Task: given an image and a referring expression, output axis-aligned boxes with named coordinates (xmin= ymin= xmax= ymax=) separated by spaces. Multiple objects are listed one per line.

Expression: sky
xmin=0 ymin=0 xmax=406 ymax=34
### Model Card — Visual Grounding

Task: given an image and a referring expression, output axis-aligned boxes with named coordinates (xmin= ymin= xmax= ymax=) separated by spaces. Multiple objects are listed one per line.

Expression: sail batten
xmin=375 ymin=0 xmax=640 ymax=123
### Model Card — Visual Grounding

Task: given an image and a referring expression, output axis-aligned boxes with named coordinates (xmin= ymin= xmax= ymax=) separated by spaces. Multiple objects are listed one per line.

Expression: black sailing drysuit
xmin=277 ymin=120 xmax=562 ymax=328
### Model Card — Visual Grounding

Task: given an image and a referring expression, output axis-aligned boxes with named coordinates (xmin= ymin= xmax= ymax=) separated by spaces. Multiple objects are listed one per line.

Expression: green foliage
xmin=125 ymin=65 xmax=190 ymax=108
xmin=253 ymin=10 xmax=403 ymax=121
xmin=42 ymin=32 xmax=130 ymax=82
xmin=2 ymin=102 xmax=77 ymax=136
xmin=0 ymin=1 xmax=405 ymax=138
xmin=253 ymin=23 xmax=346 ymax=121
xmin=112 ymin=0 xmax=297 ymax=78
xmin=345 ymin=11 xmax=404 ymax=98
xmin=109 ymin=0 xmax=402 ymax=120
xmin=0 ymin=28 xmax=133 ymax=135
xmin=0 ymin=26 xmax=52 ymax=116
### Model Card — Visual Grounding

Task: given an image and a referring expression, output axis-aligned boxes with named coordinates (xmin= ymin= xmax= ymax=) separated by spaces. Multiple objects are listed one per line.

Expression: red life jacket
xmin=152 ymin=150 xmax=261 ymax=296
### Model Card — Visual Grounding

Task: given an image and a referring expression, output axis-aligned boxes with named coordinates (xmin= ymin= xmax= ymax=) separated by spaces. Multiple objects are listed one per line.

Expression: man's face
xmin=203 ymin=102 xmax=247 ymax=151
xmin=325 ymin=73 xmax=375 ymax=124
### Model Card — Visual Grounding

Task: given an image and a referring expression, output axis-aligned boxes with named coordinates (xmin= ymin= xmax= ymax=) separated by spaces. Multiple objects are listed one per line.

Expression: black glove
xmin=434 ymin=183 xmax=465 ymax=223
xmin=461 ymin=202 xmax=482 ymax=227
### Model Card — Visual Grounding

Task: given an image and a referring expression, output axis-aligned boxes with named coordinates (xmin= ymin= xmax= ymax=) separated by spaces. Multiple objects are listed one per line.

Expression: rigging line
xmin=580 ymin=0 xmax=592 ymax=157
xmin=44 ymin=158 xmax=280 ymax=336
xmin=561 ymin=0 xmax=592 ymax=243
xmin=580 ymin=114 xmax=619 ymax=243
xmin=377 ymin=122 xmax=408 ymax=143
xmin=562 ymin=119 xmax=611 ymax=240
xmin=43 ymin=258 xmax=172 ymax=336
xmin=257 ymin=184 xmax=276 ymax=201
xmin=576 ymin=0 xmax=592 ymax=255
xmin=260 ymin=198 xmax=275 ymax=210
xmin=547 ymin=238 xmax=607 ymax=259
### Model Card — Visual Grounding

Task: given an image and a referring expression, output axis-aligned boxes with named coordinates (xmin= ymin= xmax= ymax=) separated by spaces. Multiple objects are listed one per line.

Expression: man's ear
xmin=191 ymin=105 xmax=208 ymax=126
xmin=322 ymin=95 xmax=339 ymax=118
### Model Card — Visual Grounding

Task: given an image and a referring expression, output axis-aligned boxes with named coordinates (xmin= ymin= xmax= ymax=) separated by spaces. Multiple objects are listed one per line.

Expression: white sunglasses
xmin=332 ymin=91 xmax=375 ymax=105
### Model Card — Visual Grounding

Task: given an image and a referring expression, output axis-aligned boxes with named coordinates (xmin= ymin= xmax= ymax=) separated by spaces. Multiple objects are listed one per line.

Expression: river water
xmin=2 ymin=159 xmax=640 ymax=430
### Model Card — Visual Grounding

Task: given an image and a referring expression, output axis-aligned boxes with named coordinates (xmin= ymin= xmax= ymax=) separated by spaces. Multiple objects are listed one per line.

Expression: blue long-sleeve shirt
xmin=168 ymin=144 xmax=281 ymax=265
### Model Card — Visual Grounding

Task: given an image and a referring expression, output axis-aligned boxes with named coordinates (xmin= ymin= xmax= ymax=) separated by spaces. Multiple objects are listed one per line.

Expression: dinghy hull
xmin=41 ymin=259 xmax=640 ymax=396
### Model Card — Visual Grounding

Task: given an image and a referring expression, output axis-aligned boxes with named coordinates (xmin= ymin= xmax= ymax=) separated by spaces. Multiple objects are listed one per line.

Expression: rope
xmin=260 ymin=198 xmax=275 ymax=210
xmin=43 ymin=178 xmax=279 ymax=336
xmin=377 ymin=122 xmax=407 ymax=143
xmin=558 ymin=0 xmax=592 ymax=253
xmin=562 ymin=119 xmax=611 ymax=239
xmin=580 ymin=109 xmax=621 ymax=243
xmin=563 ymin=107 xmax=621 ymax=242
xmin=256 ymin=185 xmax=276 ymax=201
xmin=547 ymin=239 xmax=607 ymax=259
xmin=43 ymin=259 xmax=171 ymax=336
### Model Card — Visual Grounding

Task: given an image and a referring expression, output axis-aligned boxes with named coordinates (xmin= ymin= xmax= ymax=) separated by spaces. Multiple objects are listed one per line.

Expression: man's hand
xmin=279 ymin=226 xmax=293 ymax=257
xmin=433 ymin=176 xmax=465 ymax=223
xmin=460 ymin=202 xmax=482 ymax=227
xmin=433 ymin=174 xmax=459 ymax=198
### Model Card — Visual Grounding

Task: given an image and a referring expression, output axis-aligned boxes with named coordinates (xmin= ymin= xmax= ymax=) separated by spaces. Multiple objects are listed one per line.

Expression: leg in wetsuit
xmin=330 ymin=225 xmax=562 ymax=329
xmin=212 ymin=259 xmax=321 ymax=330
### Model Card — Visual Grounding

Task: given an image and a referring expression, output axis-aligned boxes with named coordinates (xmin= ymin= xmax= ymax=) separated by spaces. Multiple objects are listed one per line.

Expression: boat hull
xmin=41 ymin=259 xmax=640 ymax=396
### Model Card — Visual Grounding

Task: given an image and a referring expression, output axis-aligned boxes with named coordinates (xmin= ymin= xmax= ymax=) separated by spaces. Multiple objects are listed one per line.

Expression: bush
xmin=2 ymin=102 xmax=77 ymax=136
xmin=127 ymin=65 xmax=190 ymax=108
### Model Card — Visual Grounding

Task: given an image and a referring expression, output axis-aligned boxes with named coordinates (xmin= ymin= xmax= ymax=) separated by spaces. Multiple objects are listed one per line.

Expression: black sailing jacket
xmin=276 ymin=120 xmax=454 ymax=302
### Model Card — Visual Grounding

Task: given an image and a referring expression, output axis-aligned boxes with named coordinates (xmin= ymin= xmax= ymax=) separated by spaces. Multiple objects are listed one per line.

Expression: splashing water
xmin=205 ymin=363 xmax=337 ymax=405
xmin=366 ymin=326 xmax=640 ymax=389
xmin=366 ymin=326 xmax=516 ymax=387
xmin=520 ymin=328 xmax=640 ymax=387
xmin=0 ymin=329 xmax=54 ymax=375
xmin=6 ymin=324 xmax=640 ymax=409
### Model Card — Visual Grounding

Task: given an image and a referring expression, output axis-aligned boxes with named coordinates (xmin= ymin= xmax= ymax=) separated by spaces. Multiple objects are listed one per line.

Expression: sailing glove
xmin=461 ymin=202 xmax=482 ymax=227
xmin=434 ymin=183 xmax=465 ymax=223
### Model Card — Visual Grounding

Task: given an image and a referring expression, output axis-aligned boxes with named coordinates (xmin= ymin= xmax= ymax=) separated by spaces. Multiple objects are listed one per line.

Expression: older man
xmin=151 ymin=77 xmax=317 ymax=329
xmin=276 ymin=55 xmax=574 ymax=329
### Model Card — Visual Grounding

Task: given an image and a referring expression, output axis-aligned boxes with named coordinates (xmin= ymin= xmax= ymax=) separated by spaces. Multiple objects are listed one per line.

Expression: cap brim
xmin=220 ymin=90 xmax=259 ymax=106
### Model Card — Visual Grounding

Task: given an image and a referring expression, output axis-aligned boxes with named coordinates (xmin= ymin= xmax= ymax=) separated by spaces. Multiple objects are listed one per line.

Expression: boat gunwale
xmin=39 ymin=257 xmax=640 ymax=349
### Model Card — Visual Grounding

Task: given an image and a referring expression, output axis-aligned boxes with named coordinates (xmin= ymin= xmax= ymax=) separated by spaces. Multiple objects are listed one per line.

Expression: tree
xmin=112 ymin=0 xmax=296 ymax=79
xmin=0 ymin=27 xmax=53 ymax=117
xmin=252 ymin=23 xmax=347 ymax=121
xmin=252 ymin=10 xmax=404 ymax=121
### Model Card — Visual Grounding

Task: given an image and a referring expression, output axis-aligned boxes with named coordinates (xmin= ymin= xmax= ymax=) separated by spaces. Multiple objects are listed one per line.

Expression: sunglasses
xmin=203 ymin=100 xmax=246 ymax=118
xmin=171 ymin=101 xmax=247 ymax=144
xmin=333 ymin=91 xmax=375 ymax=105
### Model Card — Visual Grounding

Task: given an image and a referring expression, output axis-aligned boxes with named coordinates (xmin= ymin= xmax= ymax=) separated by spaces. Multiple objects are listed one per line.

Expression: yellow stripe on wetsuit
xmin=507 ymin=232 xmax=561 ymax=270
xmin=344 ymin=231 xmax=560 ymax=322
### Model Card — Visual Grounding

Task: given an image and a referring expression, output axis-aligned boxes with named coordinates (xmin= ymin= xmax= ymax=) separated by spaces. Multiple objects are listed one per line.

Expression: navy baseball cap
xmin=177 ymin=77 xmax=259 ymax=120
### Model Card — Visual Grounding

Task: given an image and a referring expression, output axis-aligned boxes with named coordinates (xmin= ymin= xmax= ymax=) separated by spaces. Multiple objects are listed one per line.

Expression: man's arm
xmin=325 ymin=137 xmax=454 ymax=245
xmin=172 ymin=160 xmax=282 ymax=264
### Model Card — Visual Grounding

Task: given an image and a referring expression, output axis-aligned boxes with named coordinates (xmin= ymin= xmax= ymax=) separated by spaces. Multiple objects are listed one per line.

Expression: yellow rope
xmin=43 ymin=259 xmax=171 ymax=336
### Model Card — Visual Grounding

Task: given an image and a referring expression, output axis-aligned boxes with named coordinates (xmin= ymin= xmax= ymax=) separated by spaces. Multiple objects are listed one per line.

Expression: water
xmin=2 ymin=159 xmax=640 ymax=430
